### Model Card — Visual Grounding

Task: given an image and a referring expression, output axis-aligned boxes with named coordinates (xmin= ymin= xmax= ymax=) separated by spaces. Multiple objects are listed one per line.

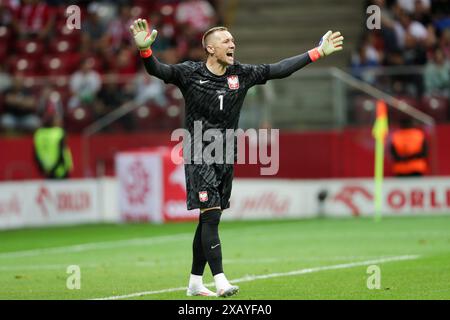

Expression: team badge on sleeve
xmin=227 ymin=75 xmax=239 ymax=90
xmin=199 ymin=191 xmax=208 ymax=202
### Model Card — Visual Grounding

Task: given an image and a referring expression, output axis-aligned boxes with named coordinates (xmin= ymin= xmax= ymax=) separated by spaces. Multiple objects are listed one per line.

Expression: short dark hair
xmin=202 ymin=26 xmax=228 ymax=53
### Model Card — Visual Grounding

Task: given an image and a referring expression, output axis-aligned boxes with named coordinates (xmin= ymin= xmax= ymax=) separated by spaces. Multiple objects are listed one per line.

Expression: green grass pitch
xmin=0 ymin=215 xmax=449 ymax=300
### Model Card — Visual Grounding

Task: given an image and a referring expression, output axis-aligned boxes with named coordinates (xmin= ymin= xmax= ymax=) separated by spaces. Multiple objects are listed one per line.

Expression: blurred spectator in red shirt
xmin=175 ymin=0 xmax=217 ymax=33
xmin=12 ymin=0 xmax=55 ymax=40
xmin=0 ymin=74 xmax=40 ymax=132
xmin=38 ymin=83 xmax=64 ymax=123
xmin=107 ymin=3 xmax=134 ymax=53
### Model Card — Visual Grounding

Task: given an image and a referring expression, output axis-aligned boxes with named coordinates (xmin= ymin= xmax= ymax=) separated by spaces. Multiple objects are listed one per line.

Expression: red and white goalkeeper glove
xmin=129 ymin=18 xmax=158 ymax=58
xmin=308 ymin=30 xmax=344 ymax=62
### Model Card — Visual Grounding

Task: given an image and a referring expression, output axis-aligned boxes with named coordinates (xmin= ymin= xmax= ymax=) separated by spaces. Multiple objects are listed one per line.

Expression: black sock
xmin=191 ymin=215 xmax=207 ymax=276
xmin=200 ymin=209 xmax=223 ymax=276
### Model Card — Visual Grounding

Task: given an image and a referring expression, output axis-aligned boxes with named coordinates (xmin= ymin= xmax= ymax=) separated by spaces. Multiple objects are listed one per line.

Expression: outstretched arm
xmin=129 ymin=19 xmax=175 ymax=82
xmin=268 ymin=31 xmax=344 ymax=80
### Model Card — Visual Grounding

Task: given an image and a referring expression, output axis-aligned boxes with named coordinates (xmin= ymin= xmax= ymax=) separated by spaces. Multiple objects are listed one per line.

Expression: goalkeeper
xmin=130 ymin=19 xmax=344 ymax=297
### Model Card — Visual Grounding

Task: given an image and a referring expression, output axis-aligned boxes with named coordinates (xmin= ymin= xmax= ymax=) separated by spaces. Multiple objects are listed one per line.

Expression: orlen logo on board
xmin=333 ymin=185 xmax=373 ymax=216
xmin=333 ymin=184 xmax=450 ymax=215
xmin=386 ymin=187 xmax=450 ymax=211
xmin=36 ymin=186 xmax=91 ymax=216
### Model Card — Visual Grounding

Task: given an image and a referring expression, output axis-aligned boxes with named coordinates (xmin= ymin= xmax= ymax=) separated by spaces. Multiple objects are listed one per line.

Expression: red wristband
xmin=140 ymin=48 xmax=153 ymax=58
xmin=308 ymin=48 xmax=321 ymax=62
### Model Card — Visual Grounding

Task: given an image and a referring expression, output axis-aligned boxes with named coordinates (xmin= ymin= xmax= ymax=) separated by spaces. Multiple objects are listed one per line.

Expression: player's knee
xmin=200 ymin=208 xmax=222 ymax=225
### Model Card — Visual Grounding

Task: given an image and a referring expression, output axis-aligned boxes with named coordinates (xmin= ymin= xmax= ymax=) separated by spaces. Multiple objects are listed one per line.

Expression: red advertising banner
xmin=116 ymin=147 xmax=198 ymax=223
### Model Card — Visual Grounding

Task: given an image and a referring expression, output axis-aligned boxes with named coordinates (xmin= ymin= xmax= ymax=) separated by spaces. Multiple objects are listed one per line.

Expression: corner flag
xmin=372 ymin=100 xmax=388 ymax=222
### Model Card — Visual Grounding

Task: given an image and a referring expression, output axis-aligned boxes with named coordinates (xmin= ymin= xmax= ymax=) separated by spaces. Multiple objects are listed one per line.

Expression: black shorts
xmin=184 ymin=163 xmax=234 ymax=210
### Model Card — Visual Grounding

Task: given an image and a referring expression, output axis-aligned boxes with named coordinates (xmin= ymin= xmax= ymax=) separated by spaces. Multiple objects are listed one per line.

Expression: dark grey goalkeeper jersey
xmin=159 ymin=60 xmax=269 ymax=133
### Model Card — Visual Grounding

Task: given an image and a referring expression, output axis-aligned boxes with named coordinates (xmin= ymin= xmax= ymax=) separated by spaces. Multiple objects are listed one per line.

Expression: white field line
xmin=0 ymin=255 xmax=399 ymax=271
xmin=0 ymin=233 xmax=192 ymax=259
xmin=92 ymin=254 xmax=420 ymax=300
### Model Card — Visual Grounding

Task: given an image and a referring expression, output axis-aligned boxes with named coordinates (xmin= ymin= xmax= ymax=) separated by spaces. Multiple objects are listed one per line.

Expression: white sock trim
xmin=214 ymin=273 xmax=231 ymax=290
xmin=189 ymin=274 xmax=203 ymax=288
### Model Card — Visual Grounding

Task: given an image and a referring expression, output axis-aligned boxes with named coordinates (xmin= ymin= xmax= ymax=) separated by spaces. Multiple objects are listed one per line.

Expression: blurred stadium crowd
xmin=0 ymin=0 xmax=223 ymax=133
xmin=0 ymin=0 xmax=449 ymax=135
xmin=351 ymin=0 xmax=450 ymax=124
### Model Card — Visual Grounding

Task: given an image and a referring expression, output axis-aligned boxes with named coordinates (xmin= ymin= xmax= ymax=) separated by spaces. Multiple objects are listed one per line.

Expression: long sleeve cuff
xmin=140 ymin=48 xmax=153 ymax=58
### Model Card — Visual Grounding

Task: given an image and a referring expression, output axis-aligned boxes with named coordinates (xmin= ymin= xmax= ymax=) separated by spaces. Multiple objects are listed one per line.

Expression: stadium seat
xmin=41 ymin=54 xmax=77 ymax=76
xmin=64 ymin=106 xmax=94 ymax=132
xmin=130 ymin=5 xmax=148 ymax=19
xmin=133 ymin=103 xmax=167 ymax=131
xmin=133 ymin=0 xmax=156 ymax=11
xmin=353 ymin=95 xmax=377 ymax=125
xmin=56 ymin=24 xmax=82 ymax=44
xmin=8 ymin=56 xmax=38 ymax=76
xmin=163 ymin=104 xmax=182 ymax=129
xmin=48 ymin=38 xmax=79 ymax=54
xmin=81 ymin=55 xmax=104 ymax=73
xmin=420 ymin=96 xmax=449 ymax=123
xmin=0 ymin=25 xmax=11 ymax=43
xmin=0 ymin=95 xmax=4 ymax=114
xmin=53 ymin=84 xmax=71 ymax=107
xmin=0 ymin=26 xmax=11 ymax=59
xmin=15 ymin=39 xmax=45 ymax=58
xmin=389 ymin=96 xmax=419 ymax=125
xmin=156 ymin=2 xmax=177 ymax=26
xmin=0 ymin=44 xmax=8 ymax=61
xmin=163 ymin=85 xmax=184 ymax=129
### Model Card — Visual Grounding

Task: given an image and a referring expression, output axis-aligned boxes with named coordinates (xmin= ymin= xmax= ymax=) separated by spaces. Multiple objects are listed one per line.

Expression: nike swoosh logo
xmin=211 ymin=244 xmax=220 ymax=249
xmin=199 ymin=80 xmax=209 ymax=84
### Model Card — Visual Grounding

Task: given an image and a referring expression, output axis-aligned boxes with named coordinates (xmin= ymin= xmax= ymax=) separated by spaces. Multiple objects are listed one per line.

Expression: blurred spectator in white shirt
xmin=394 ymin=11 xmax=428 ymax=49
xmin=397 ymin=0 xmax=430 ymax=14
xmin=0 ymin=63 xmax=11 ymax=93
xmin=394 ymin=10 xmax=429 ymax=65
xmin=424 ymin=47 xmax=450 ymax=97
xmin=68 ymin=59 xmax=102 ymax=109
xmin=133 ymin=69 xmax=168 ymax=107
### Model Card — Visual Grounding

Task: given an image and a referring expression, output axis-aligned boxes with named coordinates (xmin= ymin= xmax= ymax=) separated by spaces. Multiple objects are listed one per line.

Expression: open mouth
xmin=226 ymin=52 xmax=234 ymax=57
